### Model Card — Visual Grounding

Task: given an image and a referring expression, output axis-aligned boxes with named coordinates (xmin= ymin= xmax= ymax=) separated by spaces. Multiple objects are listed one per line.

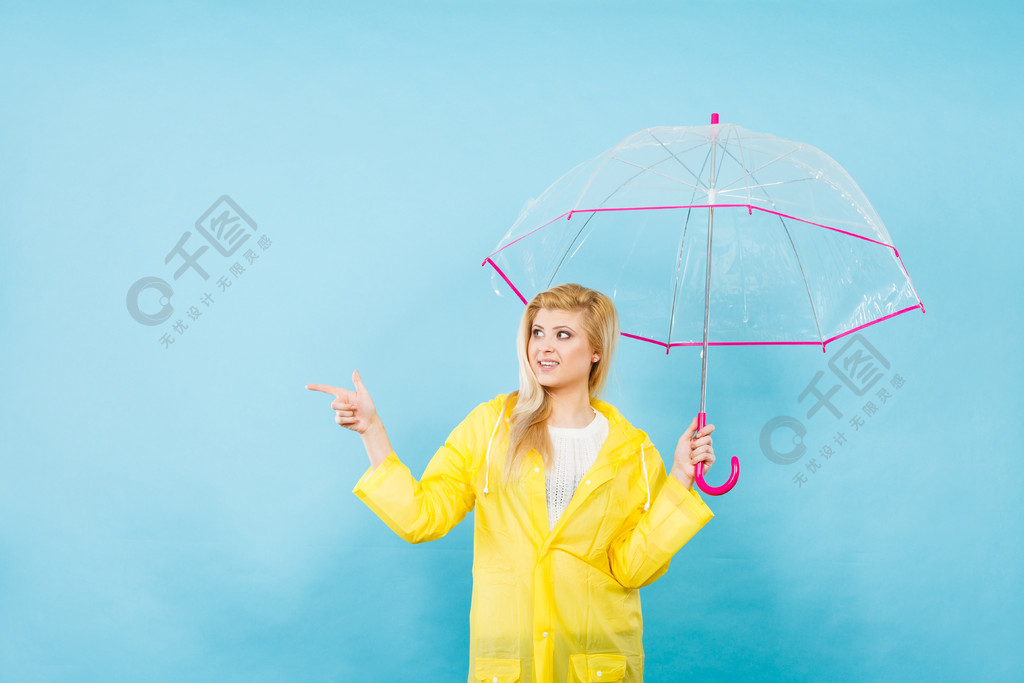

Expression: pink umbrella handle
xmin=693 ymin=411 xmax=740 ymax=495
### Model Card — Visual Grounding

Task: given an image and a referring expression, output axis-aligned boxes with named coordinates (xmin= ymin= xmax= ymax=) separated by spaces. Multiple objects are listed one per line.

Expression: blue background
xmin=1 ymin=1 xmax=1020 ymax=680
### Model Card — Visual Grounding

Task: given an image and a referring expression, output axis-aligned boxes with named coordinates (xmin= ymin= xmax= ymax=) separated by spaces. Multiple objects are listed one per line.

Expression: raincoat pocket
xmin=569 ymin=653 xmax=628 ymax=682
xmin=475 ymin=657 xmax=521 ymax=683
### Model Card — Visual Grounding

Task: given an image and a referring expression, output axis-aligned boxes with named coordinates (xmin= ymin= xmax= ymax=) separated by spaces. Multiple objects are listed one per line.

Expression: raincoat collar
xmin=526 ymin=396 xmax=648 ymax=548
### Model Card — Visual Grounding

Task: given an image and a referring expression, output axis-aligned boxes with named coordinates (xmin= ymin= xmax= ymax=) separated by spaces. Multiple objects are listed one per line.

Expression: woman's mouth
xmin=538 ymin=360 xmax=559 ymax=372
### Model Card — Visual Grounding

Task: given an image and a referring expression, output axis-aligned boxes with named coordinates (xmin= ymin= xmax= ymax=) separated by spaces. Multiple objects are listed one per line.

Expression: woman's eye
xmin=532 ymin=329 xmax=543 ymax=337
xmin=557 ymin=331 xmax=571 ymax=339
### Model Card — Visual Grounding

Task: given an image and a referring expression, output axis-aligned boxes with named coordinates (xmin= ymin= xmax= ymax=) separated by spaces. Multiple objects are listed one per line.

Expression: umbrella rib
xmin=714 ymin=126 xmax=733 ymax=192
xmin=713 ymin=147 xmax=889 ymax=240
xmin=666 ymin=206 xmax=695 ymax=347
xmin=717 ymin=147 xmax=802 ymax=193
xmin=597 ymin=162 xmax=660 ymax=203
xmin=647 ymin=131 xmax=710 ymax=192
xmin=586 ymin=160 xmax=686 ymax=217
xmin=721 ymin=136 xmax=825 ymax=347
xmin=733 ymin=127 xmax=752 ymax=206
xmin=545 ymin=210 xmax=598 ymax=288
xmin=666 ymin=144 xmax=714 ymax=346
xmin=588 ymin=142 xmax=709 ymax=215
xmin=718 ymin=177 xmax=817 ymax=195
xmin=610 ymin=156 xmax=704 ymax=193
xmin=583 ymin=146 xmax=707 ymax=212
xmin=572 ymin=140 xmax=628 ymax=213
xmin=777 ymin=215 xmax=826 ymax=348
xmin=572 ymin=128 xmax=716 ymax=210
xmin=731 ymin=130 xmax=752 ymax=318
xmin=555 ymin=138 xmax=710 ymax=292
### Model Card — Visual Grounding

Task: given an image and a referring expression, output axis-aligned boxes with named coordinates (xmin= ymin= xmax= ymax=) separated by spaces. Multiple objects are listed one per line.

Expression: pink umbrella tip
xmin=711 ymin=113 xmax=719 ymax=124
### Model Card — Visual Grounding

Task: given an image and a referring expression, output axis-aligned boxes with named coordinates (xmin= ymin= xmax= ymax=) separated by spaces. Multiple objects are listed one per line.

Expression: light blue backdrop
xmin=2 ymin=1 xmax=1020 ymax=680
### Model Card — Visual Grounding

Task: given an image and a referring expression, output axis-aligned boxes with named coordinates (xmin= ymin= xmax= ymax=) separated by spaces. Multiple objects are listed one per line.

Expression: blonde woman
xmin=307 ymin=283 xmax=716 ymax=683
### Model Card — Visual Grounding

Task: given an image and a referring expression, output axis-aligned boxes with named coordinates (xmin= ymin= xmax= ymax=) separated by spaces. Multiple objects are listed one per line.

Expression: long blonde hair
xmin=502 ymin=283 xmax=619 ymax=482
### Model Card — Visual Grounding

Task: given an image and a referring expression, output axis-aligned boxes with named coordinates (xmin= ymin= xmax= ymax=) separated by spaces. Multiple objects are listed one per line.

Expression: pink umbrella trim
xmin=484 ymin=257 xmax=528 ymax=305
xmin=485 ymin=203 xmax=901 ymax=260
xmin=483 ymin=258 xmax=924 ymax=353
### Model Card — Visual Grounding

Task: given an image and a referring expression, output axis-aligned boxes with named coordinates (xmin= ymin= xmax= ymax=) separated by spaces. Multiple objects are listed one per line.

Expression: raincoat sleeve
xmin=607 ymin=438 xmax=714 ymax=589
xmin=351 ymin=399 xmax=496 ymax=544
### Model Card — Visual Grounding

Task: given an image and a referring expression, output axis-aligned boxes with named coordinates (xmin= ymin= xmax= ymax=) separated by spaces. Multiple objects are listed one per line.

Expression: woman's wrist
xmin=670 ymin=466 xmax=695 ymax=490
xmin=361 ymin=416 xmax=392 ymax=469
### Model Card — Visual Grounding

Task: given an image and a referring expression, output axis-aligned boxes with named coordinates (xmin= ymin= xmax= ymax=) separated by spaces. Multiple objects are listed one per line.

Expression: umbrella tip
xmin=711 ymin=113 xmax=719 ymax=124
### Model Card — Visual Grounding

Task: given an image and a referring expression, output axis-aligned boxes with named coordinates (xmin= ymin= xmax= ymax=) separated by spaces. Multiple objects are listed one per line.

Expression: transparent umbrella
xmin=483 ymin=114 xmax=924 ymax=495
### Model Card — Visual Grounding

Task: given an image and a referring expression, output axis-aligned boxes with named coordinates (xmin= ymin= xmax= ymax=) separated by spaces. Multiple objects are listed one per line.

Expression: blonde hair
xmin=502 ymin=283 xmax=619 ymax=482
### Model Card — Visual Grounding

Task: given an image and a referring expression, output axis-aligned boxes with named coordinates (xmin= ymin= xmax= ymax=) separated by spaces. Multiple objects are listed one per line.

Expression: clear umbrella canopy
xmin=485 ymin=121 xmax=923 ymax=351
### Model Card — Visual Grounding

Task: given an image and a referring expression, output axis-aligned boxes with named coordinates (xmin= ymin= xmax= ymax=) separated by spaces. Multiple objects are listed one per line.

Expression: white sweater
xmin=545 ymin=410 xmax=610 ymax=531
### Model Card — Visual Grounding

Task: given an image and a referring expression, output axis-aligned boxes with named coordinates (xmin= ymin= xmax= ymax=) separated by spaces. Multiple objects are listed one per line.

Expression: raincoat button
xmin=597 ymin=672 xmax=603 ymax=677
xmin=585 ymin=479 xmax=591 ymax=485
xmin=492 ymin=678 xmax=498 ymax=683
xmin=534 ymin=467 xmax=540 ymax=473
xmin=542 ymin=631 xmax=549 ymax=638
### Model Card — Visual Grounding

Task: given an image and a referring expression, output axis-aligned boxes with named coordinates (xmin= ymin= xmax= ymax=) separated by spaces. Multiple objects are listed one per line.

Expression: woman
xmin=307 ymin=283 xmax=716 ymax=683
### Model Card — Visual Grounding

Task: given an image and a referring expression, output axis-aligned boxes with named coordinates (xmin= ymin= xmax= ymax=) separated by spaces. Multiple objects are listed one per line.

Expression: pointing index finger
xmin=306 ymin=383 xmax=348 ymax=398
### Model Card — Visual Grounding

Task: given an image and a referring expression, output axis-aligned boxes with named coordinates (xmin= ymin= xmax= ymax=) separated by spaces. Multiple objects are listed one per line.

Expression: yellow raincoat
xmin=353 ymin=394 xmax=714 ymax=682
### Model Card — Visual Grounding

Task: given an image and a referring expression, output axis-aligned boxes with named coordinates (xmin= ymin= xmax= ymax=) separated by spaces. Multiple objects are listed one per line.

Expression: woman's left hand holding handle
xmin=670 ymin=417 xmax=716 ymax=490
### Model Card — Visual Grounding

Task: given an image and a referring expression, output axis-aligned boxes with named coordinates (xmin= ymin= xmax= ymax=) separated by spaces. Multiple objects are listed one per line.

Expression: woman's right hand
xmin=306 ymin=370 xmax=378 ymax=435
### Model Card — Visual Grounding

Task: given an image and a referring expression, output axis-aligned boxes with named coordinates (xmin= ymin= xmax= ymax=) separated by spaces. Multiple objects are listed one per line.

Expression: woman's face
xmin=527 ymin=307 xmax=598 ymax=394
